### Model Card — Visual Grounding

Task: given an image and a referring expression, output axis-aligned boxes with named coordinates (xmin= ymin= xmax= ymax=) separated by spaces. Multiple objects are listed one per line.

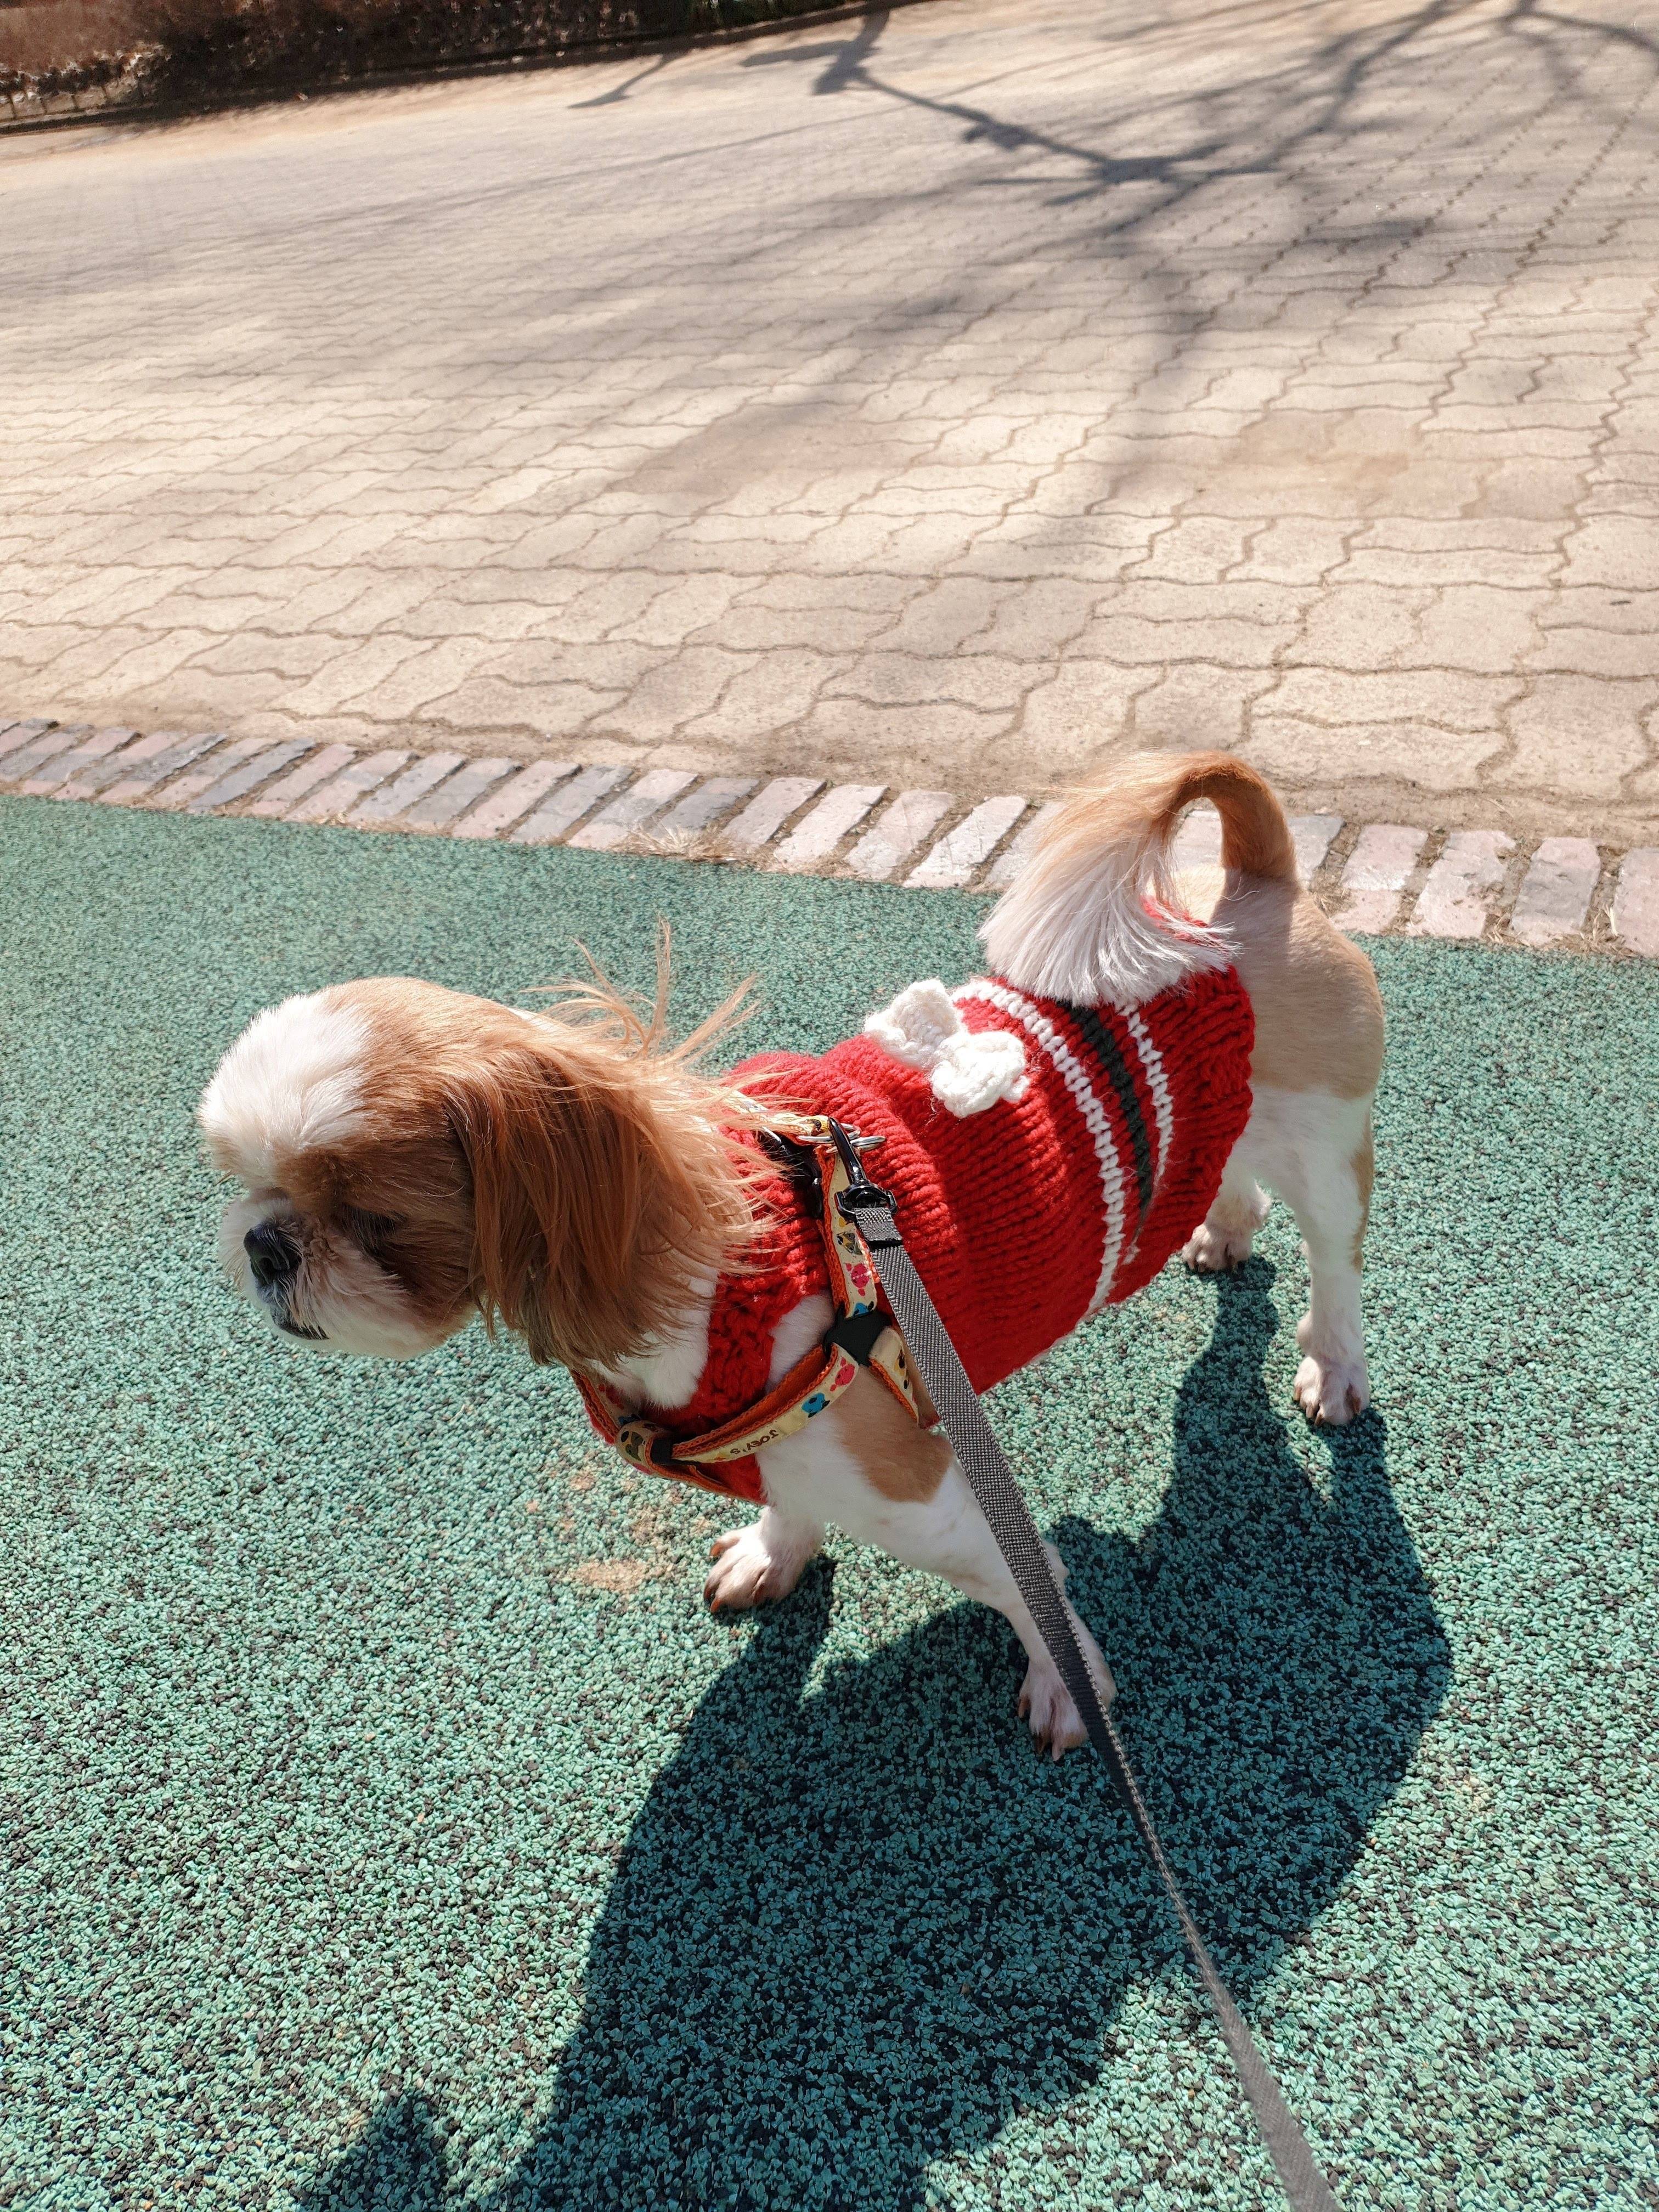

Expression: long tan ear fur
xmin=445 ymin=995 xmax=768 ymax=1373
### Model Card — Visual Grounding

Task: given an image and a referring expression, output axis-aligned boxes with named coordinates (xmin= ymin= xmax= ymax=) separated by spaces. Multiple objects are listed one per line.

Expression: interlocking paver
xmin=402 ymin=755 xmax=516 ymax=831
xmin=651 ymin=776 xmax=758 ymax=842
xmin=187 ymin=742 xmax=313 ymax=815
xmin=286 ymin=751 xmax=414 ymax=823
xmin=773 ymin=785 xmax=885 ymax=870
xmin=101 ymin=731 xmax=228 ymax=805
xmin=349 ymin=752 xmax=468 ymax=827
xmin=1510 ymin=838 xmax=1602 ymax=946
xmin=986 ymin=805 xmax=1066 ymax=889
xmin=719 ymin=779 xmax=825 ymax=854
xmin=149 ymin=736 xmax=272 ymax=812
xmin=511 ymin=763 xmax=628 ymax=846
xmin=2 ymin=725 xmax=92 ymax=786
xmin=1171 ymin=808 xmax=1223 ymax=873
xmin=59 ymin=728 xmax=179 ymax=799
xmin=5 ymin=0 xmax=1659 ymax=840
xmin=450 ymin=760 xmax=577 ymax=841
xmin=920 ymin=795 xmax=1034 ymax=890
xmin=1290 ymin=815 xmax=1345 ymax=884
xmin=568 ymin=768 xmax=697 ymax=850
xmin=18 ymin=728 xmax=137 ymax=795
xmin=249 ymin=746 xmax=358 ymax=818
xmin=0 ymin=720 xmax=54 ymax=763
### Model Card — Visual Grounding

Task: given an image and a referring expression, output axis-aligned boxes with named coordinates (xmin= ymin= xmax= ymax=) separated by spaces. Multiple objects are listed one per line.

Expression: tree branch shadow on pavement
xmin=731 ymin=0 xmax=1658 ymax=238
xmin=295 ymin=1263 xmax=1448 ymax=2210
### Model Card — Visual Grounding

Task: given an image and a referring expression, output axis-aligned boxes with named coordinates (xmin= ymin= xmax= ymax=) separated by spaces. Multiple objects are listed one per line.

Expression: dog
xmin=199 ymin=752 xmax=1383 ymax=1756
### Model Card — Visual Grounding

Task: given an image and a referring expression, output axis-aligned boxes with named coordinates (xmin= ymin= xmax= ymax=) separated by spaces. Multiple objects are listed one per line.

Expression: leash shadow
xmin=298 ymin=1263 xmax=1445 ymax=2210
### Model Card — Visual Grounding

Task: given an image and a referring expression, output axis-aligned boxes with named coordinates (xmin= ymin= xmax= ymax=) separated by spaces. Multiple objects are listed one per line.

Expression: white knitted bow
xmin=863 ymin=980 xmax=1028 ymax=1119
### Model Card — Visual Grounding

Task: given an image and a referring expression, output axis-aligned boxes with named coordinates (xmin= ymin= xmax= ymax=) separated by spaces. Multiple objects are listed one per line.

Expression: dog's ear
xmin=443 ymin=1026 xmax=739 ymax=1372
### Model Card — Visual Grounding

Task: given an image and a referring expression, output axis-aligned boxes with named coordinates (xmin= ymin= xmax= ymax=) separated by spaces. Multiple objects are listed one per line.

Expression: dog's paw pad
xmin=1293 ymin=1352 xmax=1370 ymax=1426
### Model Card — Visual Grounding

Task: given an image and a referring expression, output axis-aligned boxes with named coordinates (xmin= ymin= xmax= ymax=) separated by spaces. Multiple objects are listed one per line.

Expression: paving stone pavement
xmin=5 ymin=717 xmax=1655 ymax=951
xmin=3 ymin=0 xmax=1659 ymax=842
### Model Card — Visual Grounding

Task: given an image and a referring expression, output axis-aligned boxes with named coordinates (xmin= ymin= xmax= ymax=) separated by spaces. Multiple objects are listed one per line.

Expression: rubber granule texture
xmin=2 ymin=797 xmax=1656 ymax=2211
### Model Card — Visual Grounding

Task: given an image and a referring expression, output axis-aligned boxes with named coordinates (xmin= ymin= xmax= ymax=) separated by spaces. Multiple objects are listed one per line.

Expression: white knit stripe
xmin=955 ymin=980 xmax=1127 ymax=1313
xmin=1122 ymin=1007 xmax=1174 ymax=1186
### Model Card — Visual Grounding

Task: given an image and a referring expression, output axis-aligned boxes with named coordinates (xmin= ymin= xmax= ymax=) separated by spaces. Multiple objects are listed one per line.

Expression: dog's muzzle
xmin=244 ymin=1221 xmax=326 ymax=1340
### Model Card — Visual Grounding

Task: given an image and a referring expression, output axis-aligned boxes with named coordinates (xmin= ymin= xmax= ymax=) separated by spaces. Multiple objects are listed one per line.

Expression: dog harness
xmin=576 ymin=966 xmax=1255 ymax=1501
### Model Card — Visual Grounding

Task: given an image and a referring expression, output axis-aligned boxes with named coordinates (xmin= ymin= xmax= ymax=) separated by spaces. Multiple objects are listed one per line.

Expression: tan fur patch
xmin=828 ymin=1368 xmax=953 ymax=1504
xmin=315 ymin=973 xmax=772 ymax=1372
xmin=1179 ymin=877 xmax=1386 ymax=1101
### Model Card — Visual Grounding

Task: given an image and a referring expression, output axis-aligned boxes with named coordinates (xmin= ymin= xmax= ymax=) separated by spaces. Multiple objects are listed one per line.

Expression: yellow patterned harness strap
xmin=573 ymin=1121 xmax=923 ymax=1495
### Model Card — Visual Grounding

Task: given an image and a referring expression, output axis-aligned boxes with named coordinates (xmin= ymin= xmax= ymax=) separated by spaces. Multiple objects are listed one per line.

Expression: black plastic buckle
xmin=823 ymin=1306 xmax=891 ymax=1367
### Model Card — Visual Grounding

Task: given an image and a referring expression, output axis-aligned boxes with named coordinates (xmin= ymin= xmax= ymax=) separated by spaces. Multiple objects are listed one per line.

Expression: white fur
xmin=599 ymin=1274 xmax=716 ymax=1412
xmin=980 ymin=816 xmax=1232 ymax=1011
xmin=703 ymin=1295 xmax=1113 ymax=1754
xmin=711 ymin=1074 xmax=1373 ymax=1745
xmin=199 ymin=990 xmax=369 ymax=1184
xmin=1182 ymin=1086 xmax=1372 ymax=1423
xmin=864 ymin=979 xmax=1028 ymax=1118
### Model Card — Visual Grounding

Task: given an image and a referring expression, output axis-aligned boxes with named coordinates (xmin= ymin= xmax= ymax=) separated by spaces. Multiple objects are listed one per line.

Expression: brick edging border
xmin=3 ymin=716 xmax=1656 ymax=954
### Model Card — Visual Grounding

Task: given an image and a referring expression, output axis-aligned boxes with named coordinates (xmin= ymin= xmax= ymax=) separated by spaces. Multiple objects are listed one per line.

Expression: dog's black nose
xmin=244 ymin=1220 xmax=298 ymax=1288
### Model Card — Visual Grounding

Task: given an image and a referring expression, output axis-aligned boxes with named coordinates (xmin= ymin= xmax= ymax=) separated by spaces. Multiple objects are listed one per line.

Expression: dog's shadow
xmin=301 ymin=1265 xmax=1448 ymax=2210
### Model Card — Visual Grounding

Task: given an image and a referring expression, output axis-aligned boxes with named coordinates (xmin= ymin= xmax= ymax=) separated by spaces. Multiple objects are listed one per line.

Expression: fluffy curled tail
xmin=980 ymin=752 xmax=1297 ymax=1009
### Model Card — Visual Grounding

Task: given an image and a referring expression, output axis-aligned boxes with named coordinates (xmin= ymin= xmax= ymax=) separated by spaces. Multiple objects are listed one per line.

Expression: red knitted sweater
xmin=606 ymin=967 xmax=1255 ymax=1502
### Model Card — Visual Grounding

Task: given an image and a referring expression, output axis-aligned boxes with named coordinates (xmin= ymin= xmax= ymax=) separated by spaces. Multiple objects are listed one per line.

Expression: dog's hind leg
xmin=1238 ymin=1085 xmax=1374 ymax=1425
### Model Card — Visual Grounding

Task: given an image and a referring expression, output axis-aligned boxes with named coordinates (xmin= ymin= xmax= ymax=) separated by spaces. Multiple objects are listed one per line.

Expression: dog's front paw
xmin=1292 ymin=1347 xmax=1370 ymax=1425
xmin=704 ymin=1518 xmax=814 ymax=1611
xmin=1019 ymin=1662 xmax=1088 ymax=1759
xmin=1018 ymin=1618 xmax=1116 ymax=1761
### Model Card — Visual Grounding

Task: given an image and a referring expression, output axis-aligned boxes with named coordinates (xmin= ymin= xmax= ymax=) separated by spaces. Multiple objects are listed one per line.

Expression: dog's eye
xmin=345 ymin=1208 xmax=403 ymax=1253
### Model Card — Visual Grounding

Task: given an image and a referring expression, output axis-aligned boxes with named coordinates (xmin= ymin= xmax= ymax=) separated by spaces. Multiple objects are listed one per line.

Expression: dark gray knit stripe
xmin=1057 ymin=1000 xmax=1155 ymax=1223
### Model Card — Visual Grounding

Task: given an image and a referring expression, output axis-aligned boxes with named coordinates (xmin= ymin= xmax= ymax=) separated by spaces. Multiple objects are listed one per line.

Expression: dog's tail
xmin=979 ymin=751 xmax=1297 ymax=1009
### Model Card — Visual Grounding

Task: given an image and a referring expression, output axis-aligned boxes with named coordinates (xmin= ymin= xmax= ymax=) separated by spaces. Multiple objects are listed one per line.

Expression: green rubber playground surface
xmin=2 ymin=795 xmax=1656 ymax=2211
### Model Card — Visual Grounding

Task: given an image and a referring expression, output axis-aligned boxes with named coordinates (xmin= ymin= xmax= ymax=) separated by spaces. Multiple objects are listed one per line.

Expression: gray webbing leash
xmin=825 ymin=1121 xmax=1341 ymax=2212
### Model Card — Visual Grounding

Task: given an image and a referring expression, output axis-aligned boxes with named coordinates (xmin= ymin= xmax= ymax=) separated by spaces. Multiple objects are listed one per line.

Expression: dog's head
xmin=198 ymin=975 xmax=760 ymax=1371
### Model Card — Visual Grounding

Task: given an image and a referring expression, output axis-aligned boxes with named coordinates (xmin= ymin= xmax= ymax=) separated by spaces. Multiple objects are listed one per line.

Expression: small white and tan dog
xmin=199 ymin=753 xmax=1383 ymax=1754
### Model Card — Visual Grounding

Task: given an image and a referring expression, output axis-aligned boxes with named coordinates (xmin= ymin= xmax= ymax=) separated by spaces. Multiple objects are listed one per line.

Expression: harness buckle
xmin=822 ymin=1305 xmax=891 ymax=1367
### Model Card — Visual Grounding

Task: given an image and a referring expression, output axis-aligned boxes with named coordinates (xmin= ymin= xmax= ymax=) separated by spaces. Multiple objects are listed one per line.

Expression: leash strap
xmin=827 ymin=1123 xmax=1341 ymax=2212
